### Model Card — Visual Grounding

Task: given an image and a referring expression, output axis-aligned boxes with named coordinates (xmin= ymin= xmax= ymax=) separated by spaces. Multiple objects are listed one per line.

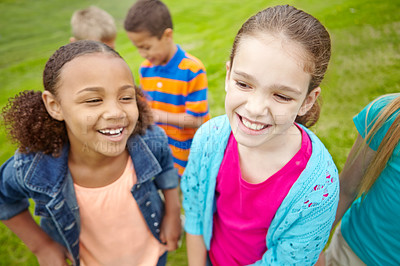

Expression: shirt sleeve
xmin=151 ymin=127 xmax=180 ymax=190
xmin=185 ymin=68 xmax=209 ymax=118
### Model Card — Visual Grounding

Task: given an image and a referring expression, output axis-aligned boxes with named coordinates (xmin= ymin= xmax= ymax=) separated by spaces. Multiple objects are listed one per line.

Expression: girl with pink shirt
xmin=181 ymin=5 xmax=339 ymax=265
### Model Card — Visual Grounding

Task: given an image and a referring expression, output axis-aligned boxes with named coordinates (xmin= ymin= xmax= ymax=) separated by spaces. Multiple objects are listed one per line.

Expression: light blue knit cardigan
xmin=181 ymin=115 xmax=339 ymax=265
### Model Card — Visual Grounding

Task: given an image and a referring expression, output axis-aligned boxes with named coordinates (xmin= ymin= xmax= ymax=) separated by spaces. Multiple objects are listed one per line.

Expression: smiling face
xmin=225 ymin=34 xmax=319 ymax=151
xmin=48 ymin=53 xmax=139 ymax=160
xmin=126 ymin=29 xmax=175 ymax=66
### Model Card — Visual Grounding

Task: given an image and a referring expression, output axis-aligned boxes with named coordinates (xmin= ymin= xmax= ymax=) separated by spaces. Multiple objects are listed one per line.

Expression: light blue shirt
xmin=182 ymin=115 xmax=339 ymax=265
xmin=341 ymin=94 xmax=400 ymax=265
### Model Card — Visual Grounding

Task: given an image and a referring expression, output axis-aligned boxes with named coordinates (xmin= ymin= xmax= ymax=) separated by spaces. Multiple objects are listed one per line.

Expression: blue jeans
xmin=157 ymin=252 xmax=168 ymax=266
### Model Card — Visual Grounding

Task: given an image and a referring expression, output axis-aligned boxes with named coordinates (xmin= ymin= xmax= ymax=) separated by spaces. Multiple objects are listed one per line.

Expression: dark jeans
xmin=157 ymin=252 xmax=167 ymax=266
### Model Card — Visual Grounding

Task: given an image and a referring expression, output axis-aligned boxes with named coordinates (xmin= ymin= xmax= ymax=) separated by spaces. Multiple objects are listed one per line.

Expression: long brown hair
xmin=2 ymin=40 xmax=152 ymax=157
xmin=229 ymin=5 xmax=331 ymax=128
xmin=358 ymin=94 xmax=400 ymax=194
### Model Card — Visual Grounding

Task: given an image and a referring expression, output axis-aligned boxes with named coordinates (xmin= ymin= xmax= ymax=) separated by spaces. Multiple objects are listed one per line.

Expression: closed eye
xmin=85 ymin=98 xmax=102 ymax=104
xmin=275 ymin=94 xmax=292 ymax=102
xmin=138 ymin=46 xmax=150 ymax=51
xmin=120 ymin=96 xmax=135 ymax=101
xmin=235 ymin=81 xmax=251 ymax=90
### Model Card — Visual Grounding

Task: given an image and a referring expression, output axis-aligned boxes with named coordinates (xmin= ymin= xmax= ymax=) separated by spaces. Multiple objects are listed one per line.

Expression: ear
xmin=162 ymin=28 xmax=173 ymax=40
xmin=225 ymin=61 xmax=231 ymax=92
xmin=298 ymin=87 xmax=321 ymax=116
xmin=42 ymin=91 xmax=64 ymax=121
xmin=69 ymin=37 xmax=76 ymax=43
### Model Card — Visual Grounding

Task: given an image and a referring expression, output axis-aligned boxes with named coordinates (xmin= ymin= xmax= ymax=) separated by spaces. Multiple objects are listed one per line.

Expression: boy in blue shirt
xmin=124 ymin=0 xmax=210 ymax=176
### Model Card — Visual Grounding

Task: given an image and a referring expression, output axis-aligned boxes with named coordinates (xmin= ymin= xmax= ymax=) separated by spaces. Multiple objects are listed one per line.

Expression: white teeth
xmin=99 ymin=128 xmax=123 ymax=135
xmin=242 ymin=118 xmax=266 ymax=131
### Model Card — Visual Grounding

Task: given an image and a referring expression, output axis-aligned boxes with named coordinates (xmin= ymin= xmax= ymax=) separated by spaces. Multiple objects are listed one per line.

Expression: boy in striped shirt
xmin=124 ymin=0 xmax=210 ymax=176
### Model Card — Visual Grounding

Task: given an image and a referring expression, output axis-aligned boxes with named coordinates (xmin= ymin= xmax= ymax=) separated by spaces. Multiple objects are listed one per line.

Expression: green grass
xmin=0 ymin=0 xmax=399 ymax=264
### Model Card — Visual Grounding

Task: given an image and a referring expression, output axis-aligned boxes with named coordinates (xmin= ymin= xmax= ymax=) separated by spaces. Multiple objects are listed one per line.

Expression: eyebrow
xmin=233 ymin=70 xmax=302 ymax=95
xmin=271 ymin=84 xmax=302 ymax=95
xmin=233 ymin=70 xmax=257 ymax=83
xmin=77 ymin=85 xmax=135 ymax=95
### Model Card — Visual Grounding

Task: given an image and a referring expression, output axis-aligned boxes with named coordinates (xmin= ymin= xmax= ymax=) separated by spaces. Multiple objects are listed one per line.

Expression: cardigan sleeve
xmin=181 ymin=123 xmax=206 ymax=235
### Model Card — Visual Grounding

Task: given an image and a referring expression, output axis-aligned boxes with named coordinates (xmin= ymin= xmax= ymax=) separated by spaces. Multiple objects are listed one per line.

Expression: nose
xmin=102 ymin=100 xmax=126 ymax=121
xmin=245 ymin=91 xmax=269 ymax=117
xmin=138 ymin=49 xmax=148 ymax=59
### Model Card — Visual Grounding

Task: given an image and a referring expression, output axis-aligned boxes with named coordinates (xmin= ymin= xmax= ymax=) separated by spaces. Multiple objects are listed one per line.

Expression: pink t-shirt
xmin=74 ymin=158 xmax=166 ymax=266
xmin=209 ymin=125 xmax=312 ymax=265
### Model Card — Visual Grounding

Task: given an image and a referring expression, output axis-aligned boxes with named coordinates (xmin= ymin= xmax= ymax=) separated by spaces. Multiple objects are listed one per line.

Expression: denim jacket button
xmin=54 ymin=200 xmax=64 ymax=210
xmin=156 ymin=229 xmax=160 ymax=233
xmin=151 ymin=213 xmax=156 ymax=218
xmin=136 ymin=184 xmax=141 ymax=189
xmin=64 ymin=222 xmax=75 ymax=231
xmin=145 ymin=201 xmax=151 ymax=207
xmin=154 ymin=222 xmax=159 ymax=227
xmin=72 ymin=239 xmax=79 ymax=247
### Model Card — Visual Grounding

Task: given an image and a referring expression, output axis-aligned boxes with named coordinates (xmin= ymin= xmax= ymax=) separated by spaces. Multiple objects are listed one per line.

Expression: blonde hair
xmin=358 ymin=93 xmax=400 ymax=194
xmin=71 ymin=6 xmax=117 ymax=42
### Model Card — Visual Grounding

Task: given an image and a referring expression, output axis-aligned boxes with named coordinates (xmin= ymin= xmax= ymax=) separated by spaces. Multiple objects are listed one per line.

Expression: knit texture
xmin=181 ymin=115 xmax=339 ymax=265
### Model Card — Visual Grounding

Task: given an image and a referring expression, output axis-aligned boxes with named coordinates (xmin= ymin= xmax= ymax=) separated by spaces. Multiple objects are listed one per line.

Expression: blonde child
xmin=319 ymin=94 xmax=400 ymax=265
xmin=70 ymin=6 xmax=117 ymax=49
xmin=0 ymin=40 xmax=181 ymax=266
xmin=124 ymin=0 xmax=210 ymax=176
xmin=181 ymin=5 xmax=339 ymax=265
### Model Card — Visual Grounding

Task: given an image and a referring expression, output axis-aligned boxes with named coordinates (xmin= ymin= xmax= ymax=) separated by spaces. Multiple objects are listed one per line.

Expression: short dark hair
xmin=124 ymin=0 xmax=173 ymax=38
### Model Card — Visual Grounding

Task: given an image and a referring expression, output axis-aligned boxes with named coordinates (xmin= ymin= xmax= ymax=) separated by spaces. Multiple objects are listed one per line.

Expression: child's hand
xmin=160 ymin=187 xmax=182 ymax=251
xmin=35 ymin=239 xmax=73 ymax=266
xmin=160 ymin=211 xmax=182 ymax=251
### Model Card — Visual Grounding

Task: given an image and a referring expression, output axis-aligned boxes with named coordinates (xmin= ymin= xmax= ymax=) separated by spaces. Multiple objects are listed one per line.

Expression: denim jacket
xmin=0 ymin=125 xmax=179 ymax=265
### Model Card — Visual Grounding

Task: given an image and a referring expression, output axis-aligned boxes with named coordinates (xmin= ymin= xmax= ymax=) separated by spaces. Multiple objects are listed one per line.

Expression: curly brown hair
xmin=229 ymin=5 xmax=331 ymax=128
xmin=2 ymin=40 xmax=152 ymax=157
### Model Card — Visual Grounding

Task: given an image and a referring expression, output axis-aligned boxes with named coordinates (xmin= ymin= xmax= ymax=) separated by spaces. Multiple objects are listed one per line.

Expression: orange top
xmin=74 ymin=158 xmax=166 ymax=266
xmin=140 ymin=45 xmax=210 ymax=175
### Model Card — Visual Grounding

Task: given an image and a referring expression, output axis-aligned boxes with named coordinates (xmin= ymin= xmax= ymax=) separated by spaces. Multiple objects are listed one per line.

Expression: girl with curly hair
xmin=0 ymin=40 xmax=181 ymax=266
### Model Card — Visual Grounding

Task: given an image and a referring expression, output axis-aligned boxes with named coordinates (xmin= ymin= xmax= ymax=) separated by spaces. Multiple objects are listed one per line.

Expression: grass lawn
xmin=0 ymin=0 xmax=399 ymax=265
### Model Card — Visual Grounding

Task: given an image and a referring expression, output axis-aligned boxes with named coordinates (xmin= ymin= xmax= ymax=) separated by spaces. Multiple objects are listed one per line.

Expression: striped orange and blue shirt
xmin=140 ymin=45 xmax=210 ymax=176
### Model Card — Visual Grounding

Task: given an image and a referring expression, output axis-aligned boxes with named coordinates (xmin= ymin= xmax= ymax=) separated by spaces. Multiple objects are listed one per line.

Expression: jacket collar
xmin=22 ymin=135 xmax=162 ymax=197
xmin=127 ymin=133 xmax=162 ymax=183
